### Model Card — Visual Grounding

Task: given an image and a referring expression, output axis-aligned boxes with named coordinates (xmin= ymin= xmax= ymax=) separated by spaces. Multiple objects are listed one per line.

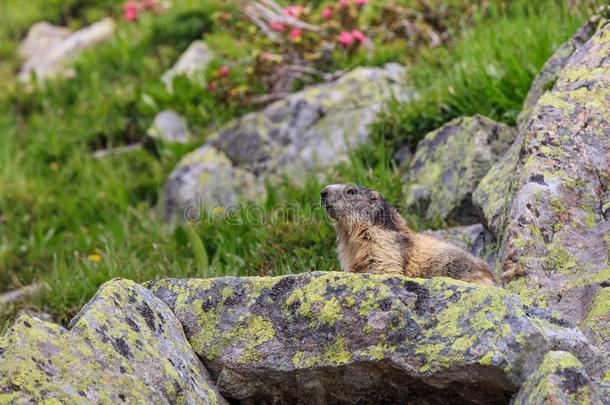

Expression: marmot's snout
xmin=321 ymin=184 xmax=357 ymax=218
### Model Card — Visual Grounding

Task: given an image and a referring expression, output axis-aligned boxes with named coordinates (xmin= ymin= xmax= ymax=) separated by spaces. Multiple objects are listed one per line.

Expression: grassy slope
xmin=0 ymin=0 xmax=599 ymax=322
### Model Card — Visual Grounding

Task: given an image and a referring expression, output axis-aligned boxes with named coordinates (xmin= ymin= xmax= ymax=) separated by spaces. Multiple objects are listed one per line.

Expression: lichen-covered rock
xmin=422 ymin=223 xmax=495 ymax=262
xmin=161 ymin=40 xmax=214 ymax=92
xmin=164 ymin=64 xmax=410 ymax=217
xmin=513 ymin=351 xmax=603 ymax=405
xmin=19 ymin=18 xmax=115 ymax=81
xmin=580 ymin=287 xmax=610 ymax=355
xmin=516 ymin=8 xmax=608 ymax=128
xmin=472 ymin=16 xmax=610 ymax=331
xmin=163 ymin=145 xmax=264 ymax=220
xmin=0 ymin=279 xmax=225 ymax=404
xmin=148 ymin=110 xmax=193 ymax=144
xmin=404 ymin=115 xmax=517 ymax=225
xmin=148 ymin=272 xmax=604 ymax=404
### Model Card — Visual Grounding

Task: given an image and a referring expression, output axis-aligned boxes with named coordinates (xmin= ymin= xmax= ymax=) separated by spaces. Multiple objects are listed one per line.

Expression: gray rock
xmin=164 ymin=64 xmax=410 ymax=218
xmin=161 ymin=40 xmax=214 ymax=92
xmin=148 ymin=272 xmax=606 ymax=404
xmin=163 ymin=146 xmax=264 ymax=221
xmin=148 ymin=110 xmax=193 ymax=143
xmin=18 ymin=22 xmax=70 ymax=60
xmin=472 ymin=18 xmax=610 ymax=389
xmin=513 ymin=351 xmax=604 ymax=405
xmin=472 ymin=16 xmax=610 ymax=332
xmin=19 ymin=18 xmax=115 ymax=81
xmin=404 ymin=115 xmax=517 ymax=225
xmin=516 ymin=8 xmax=607 ymax=129
xmin=392 ymin=143 xmax=413 ymax=167
xmin=422 ymin=223 xmax=495 ymax=262
xmin=0 ymin=279 xmax=226 ymax=404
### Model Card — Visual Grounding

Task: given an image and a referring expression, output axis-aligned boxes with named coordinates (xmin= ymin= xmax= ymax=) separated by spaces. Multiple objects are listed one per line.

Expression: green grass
xmin=373 ymin=0 xmax=601 ymax=149
xmin=0 ymin=0 xmax=601 ymax=324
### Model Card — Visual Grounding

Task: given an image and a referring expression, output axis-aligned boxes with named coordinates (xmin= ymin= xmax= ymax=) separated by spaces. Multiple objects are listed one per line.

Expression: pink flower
xmin=284 ymin=6 xmax=304 ymax=18
xmin=262 ymin=52 xmax=274 ymax=61
xmin=322 ymin=6 xmax=333 ymax=20
xmin=123 ymin=1 xmax=139 ymax=21
xmin=217 ymin=66 xmax=229 ymax=77
xmin=207 ymin=82 xmax=218 ymax=92
xmin=355 ymin=0 xmax=367 ymax=5
xmin=290 ymin=28 xmax=302 ymax=40
xmin=340 ymin=0 xmax=350 ymax=6
xmin=351 ymin=29 xmax=366 ymax=43
xmin=269 ymin=20 xmax=286 ymax=33
xmin=338 ymin=31 xmax=353 ymax=47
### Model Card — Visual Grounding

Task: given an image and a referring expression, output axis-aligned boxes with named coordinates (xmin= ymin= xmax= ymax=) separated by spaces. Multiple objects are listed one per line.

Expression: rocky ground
xmin=0 ymin=1 xmax=608 ymax=404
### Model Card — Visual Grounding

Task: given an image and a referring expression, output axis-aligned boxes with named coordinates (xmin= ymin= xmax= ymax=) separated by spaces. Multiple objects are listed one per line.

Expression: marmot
xmin=321 ymin=184 xmax=495 ymax=286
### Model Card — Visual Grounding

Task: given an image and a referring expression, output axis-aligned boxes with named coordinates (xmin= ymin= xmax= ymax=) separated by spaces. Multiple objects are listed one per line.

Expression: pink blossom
xmin=269 ymin=20 xmax=286 ymax=33
xmin=322 ymin=6 xmax=333 ymax=20
xmin=262 ymin=52 xmax=274 ymax=62
xmin=284 ymin=6 xmax=304 ymax=18
xmin=217 ymin=66 xmax=230 ymax=77
xmin=355 ymin=0 xmax=367 ymax=5
xmin=290 ymin=28 xmax=302 ymax=40
xmin=123 ymin=1 xmax=139 ymax=21
xmin=351 ymin=29 xmax=366 ymax=43
xmin=338 ymin=31 xmax=354 ymax=47
xmin=340 ymin=0 xmax=350 ymax=6
xmin=207 ymin=82 xmax=218 ymax=92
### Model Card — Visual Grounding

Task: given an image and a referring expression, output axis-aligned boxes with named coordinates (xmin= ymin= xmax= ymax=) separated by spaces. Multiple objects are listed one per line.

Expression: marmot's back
xmin=321 ymin=183 xmax=496 ymax=286
xmin=409 ymin=234 xmax=495 ymax=285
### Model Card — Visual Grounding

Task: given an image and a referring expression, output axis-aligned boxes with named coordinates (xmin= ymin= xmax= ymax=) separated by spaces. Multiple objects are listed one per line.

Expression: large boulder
xmin=404 ymin=115 xmax=517 ymax=225
xmin=149 ymin=272 xmax=606 ymax=404
xmin=513 ymin=351 xmax=604 ymax=404
xmin=161 ymin=40 xmax=215 ymax=92
xmin=19 ymin=19 xmax=115 ymax=81
xmin=164 ymin=64 xmax=410 ymax=218
xmin=472 ymin=14 xmax=610 ymax=331
xmin=0 ymin=279 xmax=225 ymax=404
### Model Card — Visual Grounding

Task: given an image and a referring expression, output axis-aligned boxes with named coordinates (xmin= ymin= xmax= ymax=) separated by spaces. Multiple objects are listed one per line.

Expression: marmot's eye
xmin=347 ymin=188 xmax=357 ymax=196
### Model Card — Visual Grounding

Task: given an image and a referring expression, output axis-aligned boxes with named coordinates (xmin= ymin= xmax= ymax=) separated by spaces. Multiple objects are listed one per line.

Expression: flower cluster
xmin=123 ymin=0 xmax=161 ymax=22
xmin=206 ymin=0 xmax=372 ymax=104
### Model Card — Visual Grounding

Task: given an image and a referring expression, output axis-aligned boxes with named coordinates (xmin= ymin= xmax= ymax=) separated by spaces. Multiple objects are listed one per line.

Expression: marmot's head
xmin=321 ymin=184 xmax=404 ymax=231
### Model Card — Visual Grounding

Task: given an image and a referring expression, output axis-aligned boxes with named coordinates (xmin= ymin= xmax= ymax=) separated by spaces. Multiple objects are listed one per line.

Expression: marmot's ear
xmin=369 ymin=191 xmax=380 ymax=202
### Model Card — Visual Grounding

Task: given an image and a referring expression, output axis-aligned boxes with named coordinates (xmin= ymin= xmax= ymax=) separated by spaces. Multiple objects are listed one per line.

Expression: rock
xmin=164 ymin=64 xmax=410 ymax=218
xmin=148 ymin=110 xmax=193 ymax=143
xmin=513 ymin=351 xmax=603 ymax=404
xmin=148 ymin=272 xmax=606 ymax=404
xmin=19 ymin=18 xmax=115 ymax=82
xmin=579 ymin=287 xmax=610 ymax=355
xmin=0 ymin=279 xmax=226 ymax=404
xmin=163 ymin=146 xmax=264 ymax=220
xmin=472 ymin=15 xmax=610 ymax=330
xmin=392 ymin=143 xmax=413 ymax=167
xmin=422 ymin=223 xmax=495 ymax=262
xmin=18 ymin=22 xmax=70 ymax=60
xmin=516 ymin=9 xmax=607 ymax=128
xmin=161 ymin=40 xmax=214 ymax=92
xmin=404 ymin=115 xmax=517 ymax=225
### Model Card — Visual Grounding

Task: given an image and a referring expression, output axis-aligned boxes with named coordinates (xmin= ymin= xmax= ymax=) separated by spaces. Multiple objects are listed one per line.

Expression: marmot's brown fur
xmin=321 ymin=184 xmax=495 ymax=286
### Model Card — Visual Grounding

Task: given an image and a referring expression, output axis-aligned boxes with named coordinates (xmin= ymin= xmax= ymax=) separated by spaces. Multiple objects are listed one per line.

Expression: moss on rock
xmin=148 ymin=272 xmax=587 ymax=403
xmin=0 ymin=279 xmax=225 ymax=404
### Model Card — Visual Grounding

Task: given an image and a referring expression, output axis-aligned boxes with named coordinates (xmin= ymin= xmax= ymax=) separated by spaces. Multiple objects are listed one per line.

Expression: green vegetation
xmin=0 ymin=0 xmax=601 ymax=323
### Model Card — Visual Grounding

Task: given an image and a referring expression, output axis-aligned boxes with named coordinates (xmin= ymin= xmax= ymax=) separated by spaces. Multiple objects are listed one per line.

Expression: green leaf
xmin=186 ymin=225 xmax=209 ymax=277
